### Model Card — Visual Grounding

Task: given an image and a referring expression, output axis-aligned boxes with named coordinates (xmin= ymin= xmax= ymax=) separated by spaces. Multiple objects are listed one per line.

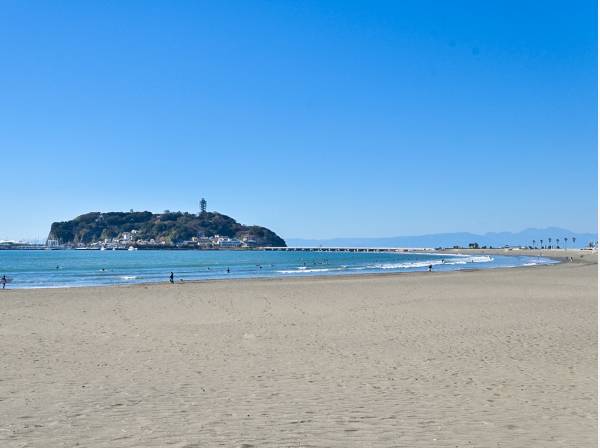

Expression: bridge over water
xmin=262 ymin=247 xmax=434 ymax=253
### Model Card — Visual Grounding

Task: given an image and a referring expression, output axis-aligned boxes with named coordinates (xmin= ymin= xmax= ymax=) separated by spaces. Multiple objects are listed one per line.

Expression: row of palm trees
xmin=531 ymin=237 xmax=575 ymax=250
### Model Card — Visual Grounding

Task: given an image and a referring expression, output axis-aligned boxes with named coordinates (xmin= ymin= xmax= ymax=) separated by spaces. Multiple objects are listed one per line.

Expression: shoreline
xmin=0 ymin=250 xmax=579 ymax=292
xmin=1 ymin=249 xmax=568 ymax=293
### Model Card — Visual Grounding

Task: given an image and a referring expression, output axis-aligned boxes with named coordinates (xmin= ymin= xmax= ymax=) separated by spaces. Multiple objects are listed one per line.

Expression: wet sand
xmin=0 ymin=252 xmax=596 ymax=447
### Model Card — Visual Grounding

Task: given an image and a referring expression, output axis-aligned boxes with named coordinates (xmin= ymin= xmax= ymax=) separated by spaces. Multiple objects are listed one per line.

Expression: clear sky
xmin=1 ymin=0 xmax=597 ymax=241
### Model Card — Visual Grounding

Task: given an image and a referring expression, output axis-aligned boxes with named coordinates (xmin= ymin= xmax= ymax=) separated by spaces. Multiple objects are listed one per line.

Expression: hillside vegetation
xmin=48 ymin=211 xmax=286 ymax=247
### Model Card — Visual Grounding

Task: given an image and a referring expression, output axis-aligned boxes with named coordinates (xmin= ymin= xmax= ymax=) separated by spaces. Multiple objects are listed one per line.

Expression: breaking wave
xmin=368 ymin=255 xmax=494 ymax=270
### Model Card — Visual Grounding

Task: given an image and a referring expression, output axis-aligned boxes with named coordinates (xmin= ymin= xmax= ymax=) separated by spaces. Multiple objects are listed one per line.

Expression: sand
xmin=0 ymin=252 xmax=596 ymax=447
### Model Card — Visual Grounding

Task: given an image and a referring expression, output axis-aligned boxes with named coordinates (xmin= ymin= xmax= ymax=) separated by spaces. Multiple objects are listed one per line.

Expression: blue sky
xmin=0 ymin=0 xmax=597 ymax=240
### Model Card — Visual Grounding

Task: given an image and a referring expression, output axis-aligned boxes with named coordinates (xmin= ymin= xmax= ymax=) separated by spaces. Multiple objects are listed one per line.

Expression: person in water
xmin=226 ymin=267 xmax=230 ymax=274
xmin=169 ymin=272 xmax=174 ymax=284
xmin=428 ymin=264 xmax=433 ymax=272
xmin=1 ymin=275 xmax=6 ymax=289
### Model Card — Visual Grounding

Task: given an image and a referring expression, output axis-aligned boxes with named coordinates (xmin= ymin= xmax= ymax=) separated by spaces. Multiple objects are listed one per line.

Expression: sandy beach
xmin=0 ymin=251 xmax=596 ymax=447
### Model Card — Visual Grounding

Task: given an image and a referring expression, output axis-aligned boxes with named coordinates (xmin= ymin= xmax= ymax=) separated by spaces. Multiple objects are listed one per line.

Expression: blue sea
xmin=0 ymin=250 xmax=556 ymax=289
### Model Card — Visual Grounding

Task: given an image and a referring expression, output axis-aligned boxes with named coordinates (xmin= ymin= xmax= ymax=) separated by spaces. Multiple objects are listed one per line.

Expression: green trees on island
xmin=48 ymin=211 xmax=286 ymax=247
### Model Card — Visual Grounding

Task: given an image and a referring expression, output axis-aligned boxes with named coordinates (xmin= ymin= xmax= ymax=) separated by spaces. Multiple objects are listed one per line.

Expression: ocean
xmin=0 ymin=250 xmax=557 ymax=289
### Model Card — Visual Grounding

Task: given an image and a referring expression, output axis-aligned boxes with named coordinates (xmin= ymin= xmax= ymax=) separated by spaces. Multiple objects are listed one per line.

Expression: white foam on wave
xmin=369 ymin=261 xmax=436 ymax=269
xmin=277 ymin=268 xmax=339 ymax=274
xmin=120 ymin=275 xmax=139 ymax=280
xmin=468 ymin=256 xmax=494 ymax=263
xmin=367 ymin=255 xmax=494 ymax=270
xmin=278 ymin=255 xmax=496 ymax=274
xmin=443 ymin=255 xmax=494 ymax=264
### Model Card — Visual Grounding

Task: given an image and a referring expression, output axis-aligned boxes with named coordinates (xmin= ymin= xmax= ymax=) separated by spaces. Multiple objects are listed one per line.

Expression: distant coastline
xmin=287 ymin=227 xmax=598 ymax=250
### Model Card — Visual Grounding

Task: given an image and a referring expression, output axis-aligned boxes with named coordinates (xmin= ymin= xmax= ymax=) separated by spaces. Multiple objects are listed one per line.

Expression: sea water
xmin=0 ymin=250 xmax=557 ymax=289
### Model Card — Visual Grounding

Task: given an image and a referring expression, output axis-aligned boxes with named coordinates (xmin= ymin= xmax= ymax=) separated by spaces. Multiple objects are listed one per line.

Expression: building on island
xmin=214 ymin=237 xmax=242 ymax=248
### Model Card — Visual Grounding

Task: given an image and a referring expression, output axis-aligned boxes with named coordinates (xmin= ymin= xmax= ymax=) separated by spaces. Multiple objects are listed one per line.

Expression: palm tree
xmin=548 ymin=237 xmax=552 ymax=249
xmin=532 ymin=239 xmax=536 ymax=249
xmin=572 ymin=236 xmax=576 ymax=247
xmin=564 ymin=237 xmax=567 ymax=249
xmin=556 ymin=238 xmax=559 ymax=248
xmin=540 ymin=239 xmax=544 ymax=249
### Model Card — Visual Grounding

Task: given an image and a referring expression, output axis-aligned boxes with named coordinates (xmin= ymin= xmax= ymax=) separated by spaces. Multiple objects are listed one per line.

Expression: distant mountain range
xmin=286 ymin=227 xmax=598 ymax=249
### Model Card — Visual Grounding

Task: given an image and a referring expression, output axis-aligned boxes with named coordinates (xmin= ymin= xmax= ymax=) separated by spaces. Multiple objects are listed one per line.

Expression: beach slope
xmin=0 ymin=257 xmax=596 ymax=447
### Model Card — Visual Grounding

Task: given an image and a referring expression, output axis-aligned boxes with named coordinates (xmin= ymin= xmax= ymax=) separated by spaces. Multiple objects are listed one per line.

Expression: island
xmin=47 ymin=211 xmax=286 ymax=250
